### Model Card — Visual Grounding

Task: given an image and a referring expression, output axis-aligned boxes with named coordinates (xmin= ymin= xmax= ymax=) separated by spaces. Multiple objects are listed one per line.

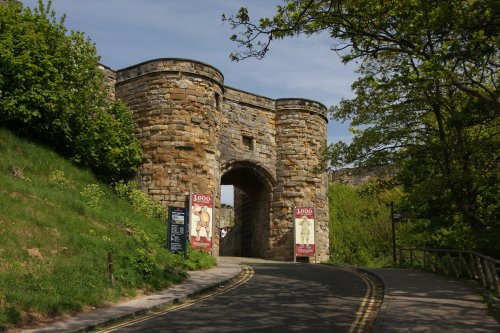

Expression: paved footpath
xmin=23 ymin=260 xmax=242 ymax=333
xmin=366 ymin=268 xmax=499 ymax=333
xmin=21 ymin=259 xmax=499 ymax=332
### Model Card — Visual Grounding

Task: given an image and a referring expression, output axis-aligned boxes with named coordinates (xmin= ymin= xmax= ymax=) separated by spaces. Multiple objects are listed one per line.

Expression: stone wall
xmin=273 ymin=99 xmax=329 ymax=262
xmin=220 ymin=87 xmax=276 ymax=176
xmin=115 ymin=59 xmax=223 ymax=210
xmin=99 ymin=63 xmax=116 ymax=101
xmin=219 ymin=204 xmax=234 ymax=228
xmin=330 ymin=166 xmax=396 ymax=186
xmin=107 ymin=58 xmax=329 ymax=261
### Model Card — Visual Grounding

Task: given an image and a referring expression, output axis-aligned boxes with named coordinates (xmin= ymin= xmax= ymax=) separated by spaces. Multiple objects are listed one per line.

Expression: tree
xmin=224 ymin=0 xmax=499 ymax=109
xmin=0 ymin=0 xmax=141 ymax=181
xmin=332 ymin=53 xmax=499 ymax=252
xmin=224 ymin=0 xmax=499 ymax=253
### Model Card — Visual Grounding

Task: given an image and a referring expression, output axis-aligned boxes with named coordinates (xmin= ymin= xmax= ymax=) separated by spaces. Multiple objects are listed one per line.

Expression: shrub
xmin=80 ymin=184 xmax=105 ymax=208
xmin=329 ymin=182 xmax=394 ymax=266
xmin=71 ymin=101 xmax=142 ymax=181
xmin=0 ymin=0 xmax=141 ymax=181
xmin=48 ymin=170 xmax=70 ymax=187
xmin=185 ymin=246 xmax=217 ymax=270
xmin=114 ymin=181 xmax=166 ymax=219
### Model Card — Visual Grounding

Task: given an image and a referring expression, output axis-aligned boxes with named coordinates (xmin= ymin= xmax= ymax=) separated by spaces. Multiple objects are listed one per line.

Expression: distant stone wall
xmin=330 ymin=166 xmax=396 ymax=186
xmin=219 ymin=204 xmax=234 ymax=228
xmin=105 ymin=58 xmax=329 ymax=261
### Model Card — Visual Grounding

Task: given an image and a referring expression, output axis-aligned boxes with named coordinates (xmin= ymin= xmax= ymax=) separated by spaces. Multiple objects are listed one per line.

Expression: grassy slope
xmin=0 ymin=129 xmax=212 ymax=329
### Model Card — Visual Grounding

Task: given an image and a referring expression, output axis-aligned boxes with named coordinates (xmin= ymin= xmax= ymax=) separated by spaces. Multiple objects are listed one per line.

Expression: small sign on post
xmin=294 ymin=206 xmax=316 ymax=261
xmin=167 ymin=207 xmax=188 ymax=259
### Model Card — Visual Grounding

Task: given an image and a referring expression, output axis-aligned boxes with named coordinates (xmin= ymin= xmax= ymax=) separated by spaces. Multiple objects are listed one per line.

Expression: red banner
xmin=190 ymin=193 xmax=213 ymax=253
xmin=294 ymin=207 xmax=315 ymax=257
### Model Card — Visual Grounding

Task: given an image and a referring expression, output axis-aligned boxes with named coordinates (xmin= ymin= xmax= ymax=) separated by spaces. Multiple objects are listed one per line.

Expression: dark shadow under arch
xmin=221 ymin=159 xmax=276 ymax=193
xmin=220 ymin=160 xmax=275 ymax=258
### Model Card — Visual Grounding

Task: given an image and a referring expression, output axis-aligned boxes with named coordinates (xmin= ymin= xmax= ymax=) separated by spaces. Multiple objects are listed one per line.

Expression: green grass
xmin=0 ymin=128 xmax=215 ymax=329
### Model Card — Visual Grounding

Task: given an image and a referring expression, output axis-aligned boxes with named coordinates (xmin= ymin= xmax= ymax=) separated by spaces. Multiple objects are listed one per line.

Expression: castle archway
xmin=113 ymin=58 xmax=330 ymax=262
xmin=219 ymin=160 xmax=275 ymax=258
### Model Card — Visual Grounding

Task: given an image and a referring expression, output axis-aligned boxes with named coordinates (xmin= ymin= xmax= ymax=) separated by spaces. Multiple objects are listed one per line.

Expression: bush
xmin=72 ymin=101 xmax=142 ymax=181
xmin=114 ymin=180 xmax=166 ymax=219
xmin=48 ymin=170 xmax=71 ymax=187
xmin=328 ymin=182 xmax=394 ymax=267
xmin=0 ymin=0 xmax=141 ymax=181
xmin=80 ymin=184 xmax=105 ymax=209
xmin=185 ymin=246 xmax=217 ymax=270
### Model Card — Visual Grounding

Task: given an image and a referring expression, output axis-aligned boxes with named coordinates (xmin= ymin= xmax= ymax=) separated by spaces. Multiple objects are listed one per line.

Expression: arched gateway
xmin=102 ymin=58 xmax=329 ymax=261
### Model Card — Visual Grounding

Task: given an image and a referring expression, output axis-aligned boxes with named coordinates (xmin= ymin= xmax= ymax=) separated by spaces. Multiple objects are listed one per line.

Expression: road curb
xmin=86 ymin=268 xmax=244 ymax=332
xmin=25 ymin=263 xmax=243 ymax=333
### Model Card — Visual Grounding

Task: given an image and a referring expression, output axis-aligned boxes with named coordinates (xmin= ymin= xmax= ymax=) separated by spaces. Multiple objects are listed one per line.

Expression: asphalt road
xmin=103 ymin=260 xmax=372 ymax=333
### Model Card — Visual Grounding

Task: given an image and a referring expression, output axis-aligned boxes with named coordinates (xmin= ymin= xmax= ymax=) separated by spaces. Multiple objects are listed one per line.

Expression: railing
xmin=399 ymin=248 xmax=500 ymax=293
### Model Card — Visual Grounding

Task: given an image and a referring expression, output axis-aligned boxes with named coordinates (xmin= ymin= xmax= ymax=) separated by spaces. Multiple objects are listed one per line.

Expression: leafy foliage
xmin=224 ymin=0 xmax=499 ymax=108
xmin=328 ymin=180 xmax=478 ymax=266
xmin=225 ymin=1 xmax=499 ymax=255
xmin=114 ymin=180 xmax=166 ymax=220
xmin=328 ymin=53 xmax=499 ymax=251
xmin=0 ymin=0 xmax=141 ymax=181
xmin=328 ymin=180 xmax=410 ymax=267
xmin=329 ymin=182 xmax=394 ymax=266
xmin=47 ymin=169 xmax=71 ymax=187
xmin=80 ymin=184 xmax=105 ymax=209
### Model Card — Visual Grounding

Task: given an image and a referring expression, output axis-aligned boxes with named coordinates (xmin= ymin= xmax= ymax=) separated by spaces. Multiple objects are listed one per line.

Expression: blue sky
xmin=21 ymin=0 xmax=358 ymax=204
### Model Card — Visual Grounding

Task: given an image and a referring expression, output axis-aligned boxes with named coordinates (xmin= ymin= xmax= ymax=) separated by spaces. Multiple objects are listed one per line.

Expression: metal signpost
xmin=390 ymin=202 xmax=403 ymax=264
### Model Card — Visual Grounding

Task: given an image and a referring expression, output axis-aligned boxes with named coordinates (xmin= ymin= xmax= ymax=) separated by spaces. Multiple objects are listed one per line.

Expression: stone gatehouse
xmin=101 ymin=58 xmax=329 ymax=262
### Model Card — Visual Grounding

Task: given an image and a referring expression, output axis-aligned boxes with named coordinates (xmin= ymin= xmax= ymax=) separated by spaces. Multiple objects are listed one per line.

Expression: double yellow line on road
xmin=99 ymin=265 xmax=254 ymax=332
xmin=100 ymin=264 xmax=379 ymax=332
xmin=348 ymin=269 xmax=380 ymax=333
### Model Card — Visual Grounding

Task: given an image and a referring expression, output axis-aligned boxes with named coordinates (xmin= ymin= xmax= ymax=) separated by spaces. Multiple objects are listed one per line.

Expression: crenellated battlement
xmin=276 ymin=98 xmax=328 ymax=120
xmin=102 ymin=57 xmax=329 ymax=262
xmin=116 ymin=58 xmax=224 ymax=89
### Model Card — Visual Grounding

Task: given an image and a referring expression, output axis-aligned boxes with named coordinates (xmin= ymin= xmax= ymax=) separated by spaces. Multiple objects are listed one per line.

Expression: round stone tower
xmin=273 ymin=98 xmax=329 ymax=262
xmin=115 ymin=59 xmax=224 ymax=209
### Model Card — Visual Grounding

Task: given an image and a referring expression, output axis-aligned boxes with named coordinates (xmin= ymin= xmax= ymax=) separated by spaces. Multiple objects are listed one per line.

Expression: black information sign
xmin=167 ymin=207 xmax=187 ymax=258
